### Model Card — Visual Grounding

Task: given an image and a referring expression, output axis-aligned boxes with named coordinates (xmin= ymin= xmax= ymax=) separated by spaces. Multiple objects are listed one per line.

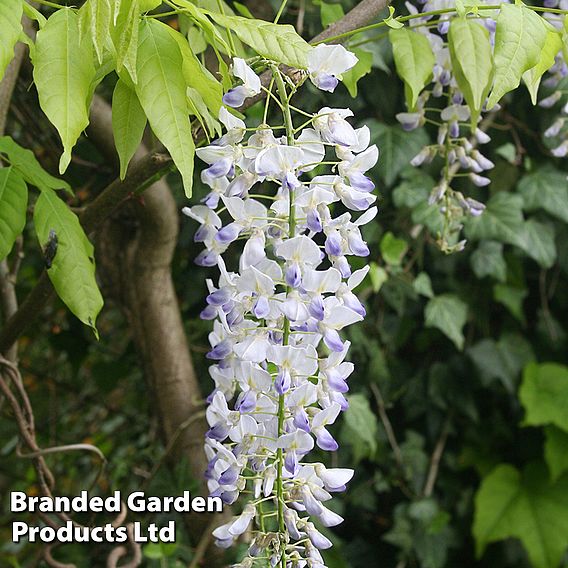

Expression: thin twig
xmin=422 ymin=416 xmax=451 ymax=498
xmin=188 ymin=516 xmax=218 ymax=568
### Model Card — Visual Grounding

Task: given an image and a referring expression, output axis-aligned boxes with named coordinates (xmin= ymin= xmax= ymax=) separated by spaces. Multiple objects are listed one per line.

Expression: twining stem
xmin=273 ymin=65 xmax=296 ymax=568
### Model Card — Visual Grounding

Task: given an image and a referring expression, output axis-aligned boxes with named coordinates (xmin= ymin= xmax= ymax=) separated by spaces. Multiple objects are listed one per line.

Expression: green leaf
xmin=320 ymin=1 xmax=344 ymax=28
xmin=470 ymin=241 xmax=507 ymax=282
xmin=449 ymin=18 xmax=493 ymax=127
xmin=467 ymin=333 xmax=534 ymax=392
xmin=0 ymin=136 xmax=72 ymax=195
xmin=392 ymin=172 xmax=434 ymax=209
xmin=545 ymin=426 xmax=568 ymax=483
xmin=0 ymin=168 xmax=27 ymax=262
xmin=344 ymin=393 xmax=379 ymax=459
xmin=33 ymin=190 xmax=103 ymax=334
xmin=520 ymin=362 xmax=568 ymax=432
xmin=523 ymin=30 xmax=562 ymax=105
xmin=424 ymin=294 xmax=468 ymax=350
xmin=517 ymin=219 xmax=556 ymax=269
xmin=493 ymin=283 xmax=527 ymax=323
xmin=0 ymin=0 xmax=23 ymax=80
xmin=32 ymin=9 xmax=96 ymax=174
xmin=487 ymin=4 xmax=549 ymax=108
xmin=187 ymin=86 xmax=221 ymax=140
xmin=342 ymin=48 xmax=372 ymax=97
xmin=518 ymin=168 xmax=568 ymax=224
xmin=136 ymin=19 xmax=195 ymax=196
xmin=368 ymin=121 xmax=429 ymax=187
xmin=380 ymin=231 xmax=408 ymax=266
xmin=464 ymin=193 xmax=524 ymax=247
xmin=563 ymin=16 xmax=568 ymax=63
xmin=111 ymin=79 xmax=147 ymax=180
xmin=389 ymin=28 xmax=434 ymax=110
xmin=369 ymin=262 xmax=388 ymax=293
xmin=165 ymin=25 xmax=223 ymax=115
xmin=413 ymin=272 xmax=434 ymax=299
xmin=473 ymin=462 xmax=568 ymax=568
xmin=113 ymin=0 xmax=139 ymax=84
xmin=140 ymin=0 xmax=161 ymax=10
xmin=80 ymin=0 xmax=112 ymax=64
xmin=207 ymin=12 xmax=312 ymax=68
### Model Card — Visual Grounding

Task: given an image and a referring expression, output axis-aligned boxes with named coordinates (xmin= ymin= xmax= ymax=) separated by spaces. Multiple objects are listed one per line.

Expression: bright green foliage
xmin=342 ymin=48 xmax=373 ymax=97
xmin=32 ymin=9 xmax=96 ymax=174
xmin=320 ymin=1 xmax=343 ymax=28
xmin=380 ymin=232 xmax=408 ymax=266
xmin=518 ymin=167 xmax=568 ymax=224
xmin=112 ymin=79 xmax=147 ymax=180
xmin=166 ymin=25 xmax=223 ymax=116
xmin=448 ymin=18 xmax=493 ymax=128
xmin=0 ymin=0 xmax=23 ymax=80
xmin=187 ymin=87 xmax=221 ymax=140
xmin=140 ymin=0 xmax=161 ymax=10
xmin=33 ymin=190 xmax=103 ymax=335
xmin=545 ymin=427 xmax=568 ymax=483
xmin=487 ymin=4 xmax=549 ymax=109
xmin=523 ymin=30 xmax=562 ymax=105
xmin=136 ymin=19 xmax=195 ymax=196
xmin=0 ymin=137 xmax=72 ymax=194
xmin=424 ymin=294 xmax=468 ymax=350
xmin=470 ymin=241 xmax=507 ymax=282
xmin=113 ymin=0 xmax=140 ymax=84
xmin=207 ymin=12 xmax=312 ymax=68
xmin=520 ymin=363 xmax=568 ymax=432
xmin=389 ymin=28 xmax=434 ymax=110
xmin=563 ymin=16 xmax=568 ymax=63
xmin=0 ymin=168 xmax=27 ymax=262
xmin=474 ymin=463 xmax=568 ymax=568
xmin=80 ymin=0 xmax=112 ymax=65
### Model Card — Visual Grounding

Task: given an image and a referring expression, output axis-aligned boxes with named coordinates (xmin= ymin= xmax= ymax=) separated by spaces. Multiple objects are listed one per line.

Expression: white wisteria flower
xmin=308 ymin=44 xmax=358 ymax=92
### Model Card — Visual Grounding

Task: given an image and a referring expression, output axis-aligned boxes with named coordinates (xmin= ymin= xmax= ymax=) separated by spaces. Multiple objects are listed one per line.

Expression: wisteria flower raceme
xmin=185 ymin=47 xmax=378 ymax=567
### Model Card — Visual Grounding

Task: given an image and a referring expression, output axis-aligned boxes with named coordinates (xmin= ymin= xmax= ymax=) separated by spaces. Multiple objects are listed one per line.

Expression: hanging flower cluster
xmin=395 ymin=1 xmax=501 ymax=252
xmin=185 ymin=47 xmax=377 ymax=567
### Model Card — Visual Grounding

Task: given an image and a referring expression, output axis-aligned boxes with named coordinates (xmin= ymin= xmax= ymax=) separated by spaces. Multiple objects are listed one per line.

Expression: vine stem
xmin=273 ymin=64 xmax=296 ymax=568
xmin=318 ymin=4 xmax=568 ymax=44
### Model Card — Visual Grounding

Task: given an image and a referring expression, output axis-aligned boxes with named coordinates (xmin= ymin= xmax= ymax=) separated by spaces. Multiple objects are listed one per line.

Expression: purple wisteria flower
xmin=185 ymin=49 xmax=378 ymax=567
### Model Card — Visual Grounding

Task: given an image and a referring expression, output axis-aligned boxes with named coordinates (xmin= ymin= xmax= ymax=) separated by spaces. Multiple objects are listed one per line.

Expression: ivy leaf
xmin=392 ymin=174 xmax=433 ymax=209
xmin=207 ymin=12 xmax=312 ymax=68
xmin=520 ymin=362 xmax=568 ymax=432
xmin=487 ymin=4 xmax=549 ymax=108
xmin=342 ymin=48 xmax=373 ymax=97
xmin=112 ymin=79 xmax=147 ymax=180
xmin=136 ymin=19 xmax=195 ymax=196
xmin=470 ymin=241 xmax=507 ymax=282
xmin=467 ymin=333 xmax=534 ymax=392
xmin=0 ymin=137 xmax=72 ymax=194
xmin=413 ymin=272 xmax=434 ymax=298
xmin=493 ymin=283 xmax=527 ymax=324
xmin=113 ymin=0 xmax=139 ymax=84
xmin=517 ymin=219 xmax=556 ymax=269
xmin=424 ymin=294 xmax=468 ymax=350
xmin=380 ymin=231 xmax=408 ymax=266
xmin=523 ymin=29 xmax=562 ymax=105
xmin=80 ymin=0 xmax=112 ymax=65
xmin=33 ymin=190 xmax=103 ymax=335
xmin=545 ymin=426 xmax=568 ymax=483
xmin=464 ymin=193 xmax=525 ymax=247
xmin=344 ymin=393 xmax=379 ymax=461
xmin=518 ymin=168 xmax=568 ymax=224
xmin=389 ymin=28 xmax=434 ymax=110
xmin=32 ymin=9 xmax=96 ymax=174
xmin=473 ymin=462 xmax=568 ymax=568
xmin=449 ymin=18 xmax=493 ymax=128
xmin=368 ymin=121 xmax=429 ymax=187
xmin=0 ymin=0 xmax=23 ymax=79
xmin=0 ymin=167 xmax=27 ymax=262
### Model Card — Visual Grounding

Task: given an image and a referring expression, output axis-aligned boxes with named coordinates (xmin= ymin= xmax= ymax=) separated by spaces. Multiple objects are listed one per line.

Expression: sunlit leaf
xmin=32 ymin=9 xmax=96 ymax=173
xmin=0 ymin=167 xmax=27 ymax=262
xmin=0 ymin=0 xmax=23 ymax=80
